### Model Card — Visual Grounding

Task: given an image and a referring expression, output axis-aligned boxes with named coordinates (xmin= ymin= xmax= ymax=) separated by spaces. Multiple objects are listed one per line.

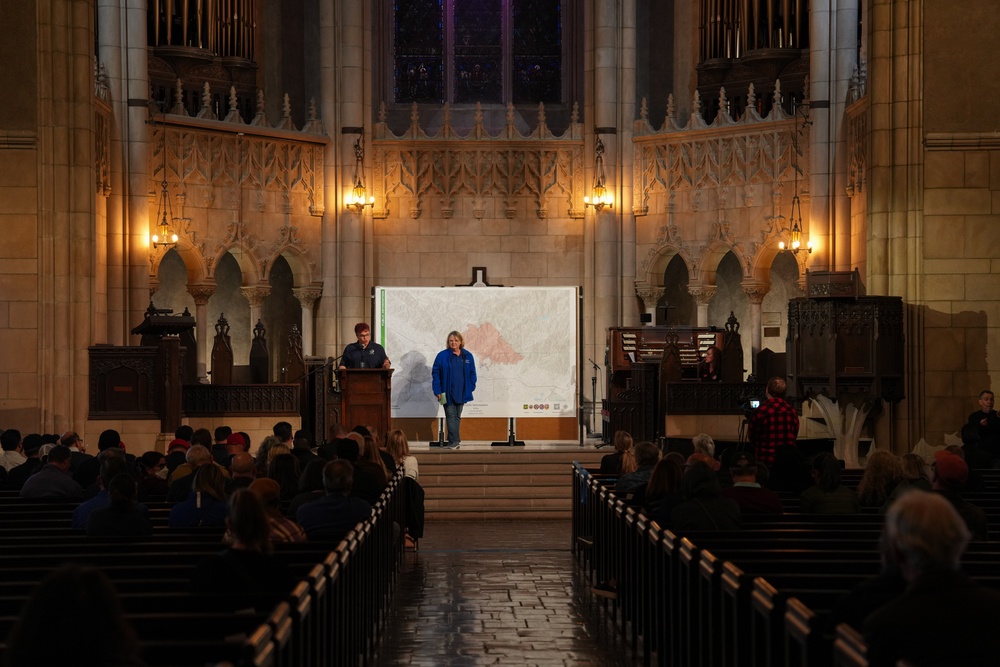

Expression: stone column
xmin=619 ymin=0 xmax=639 ymax=325
xmin=187 ymin=285 xmax=215 ymax=382
xmin=741 ymin=283 xmax=770 ymax=377
xmin=241 ymin=286 xmax=271 ymax=339
xmin=635 ymin=285 xmax=665 ymax=327
xmin=293 ymin=287 xmax=322 ymax=356
xmin=592 ymin=0 xmax=620 ymax=357
xmin=688 ymin=286 xmax=717 ymax=328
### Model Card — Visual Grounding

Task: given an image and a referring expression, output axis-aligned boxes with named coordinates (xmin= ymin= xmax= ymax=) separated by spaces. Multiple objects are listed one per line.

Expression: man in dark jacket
xmin=296 ymin=460 xmax=372 ymax=542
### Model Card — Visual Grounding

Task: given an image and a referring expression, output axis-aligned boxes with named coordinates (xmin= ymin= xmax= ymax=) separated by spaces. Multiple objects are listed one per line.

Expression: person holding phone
xmin=431 ymin=331 xmax=477 ymax=450
xmin=746 ymin=376 xmax=799 ymax=466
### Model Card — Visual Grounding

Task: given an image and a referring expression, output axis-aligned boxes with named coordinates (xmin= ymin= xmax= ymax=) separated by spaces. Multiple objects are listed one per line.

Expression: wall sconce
xmin=345 ymin=132 xmax=374 ymax=212
xmin=778 ymin=105 xmax=812 ymax=254
xmin=151 ymin=110 xmax=178 ymax=248
xmin=584 ymin=135 xmax=613 ymax=211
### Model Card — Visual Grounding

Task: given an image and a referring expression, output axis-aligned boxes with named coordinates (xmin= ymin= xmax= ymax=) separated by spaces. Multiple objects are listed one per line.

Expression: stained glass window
xmin=393 ymin=0 xmax=562 ymax=106
xmin=394 ymin=0 xmax=445 ymax=103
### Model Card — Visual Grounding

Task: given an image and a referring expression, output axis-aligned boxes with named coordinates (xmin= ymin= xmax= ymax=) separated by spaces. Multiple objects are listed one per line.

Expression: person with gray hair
xmin=691 ymin=433 xmax=715 ymax=457
xmin=862 ymin=490 xmax=1000 ymax=666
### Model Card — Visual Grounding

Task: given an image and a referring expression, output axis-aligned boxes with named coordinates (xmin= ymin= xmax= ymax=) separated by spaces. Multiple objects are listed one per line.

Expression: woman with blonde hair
xmin=600 ymin=430 xmax=633 ymax=475
xmin=386 ymin=429 xmax=419 ymax=480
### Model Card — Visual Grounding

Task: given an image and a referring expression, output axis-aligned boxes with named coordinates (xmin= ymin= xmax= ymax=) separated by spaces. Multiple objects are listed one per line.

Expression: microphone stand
xmin=588 ymin=358 xmax=606 ymax=447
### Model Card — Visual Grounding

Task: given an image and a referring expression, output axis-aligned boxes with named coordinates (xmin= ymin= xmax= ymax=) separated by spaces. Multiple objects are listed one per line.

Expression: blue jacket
xmin=431 ymin=348 xmax=477 ymax=404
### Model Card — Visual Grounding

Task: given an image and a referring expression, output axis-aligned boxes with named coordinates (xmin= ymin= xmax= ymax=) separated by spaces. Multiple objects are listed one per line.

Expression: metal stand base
xmin=429 ymin=416 xmax=448 ymax=448
xmin=491 ymin=417 xmax=525 ymax=447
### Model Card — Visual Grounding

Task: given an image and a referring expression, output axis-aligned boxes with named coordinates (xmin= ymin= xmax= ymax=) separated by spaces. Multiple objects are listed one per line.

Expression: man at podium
xmin=339 ymin=323 xmax=391 ymax=370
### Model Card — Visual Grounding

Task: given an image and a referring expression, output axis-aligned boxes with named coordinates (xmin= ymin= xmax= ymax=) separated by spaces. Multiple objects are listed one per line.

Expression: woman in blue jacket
xmin=432 ymin=331 xmax=477 ymax=449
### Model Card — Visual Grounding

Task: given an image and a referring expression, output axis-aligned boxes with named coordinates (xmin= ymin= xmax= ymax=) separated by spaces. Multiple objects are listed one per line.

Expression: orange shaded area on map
xmin=462 ymin=322 xmax=524 ymax=364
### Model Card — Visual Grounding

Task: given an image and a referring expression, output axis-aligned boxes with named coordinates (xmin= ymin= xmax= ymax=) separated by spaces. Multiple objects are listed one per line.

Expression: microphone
xmin=588 ymin=358 xmax=601 ymax=371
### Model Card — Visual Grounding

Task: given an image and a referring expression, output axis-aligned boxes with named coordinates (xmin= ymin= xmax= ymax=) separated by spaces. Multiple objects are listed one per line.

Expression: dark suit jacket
xmin=864 ymin=569 xmax=1000 ymax=667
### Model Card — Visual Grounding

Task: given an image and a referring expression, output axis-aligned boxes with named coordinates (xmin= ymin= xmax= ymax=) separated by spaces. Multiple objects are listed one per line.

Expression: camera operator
xmin=746 ymin=377 xmax=799 ymax=466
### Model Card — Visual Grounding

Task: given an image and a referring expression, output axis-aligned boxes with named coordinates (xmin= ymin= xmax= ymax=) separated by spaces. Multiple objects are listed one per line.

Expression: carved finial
xmin=773 ymin=79 xmax=783 ymax=107
xmin=537 ymin=101 xmax=546 ymax=125
xmin=196 ymin=82 xmax=216 ymax=120
xmin=725 ymin=311 xmax=740 ymax=334
xmin=571 ymin=101 xmax=579 ymax=124
xmin=410 ymin=101 xmax=420 ymax=127
xmin=506 ymin=102 xmax=515 ymax=128
xmin=171 ymin=78 xmax=187 ymax=115
xmin=692 ymin=90 xmax=702 ymax=115
xmin=442 ymin=102 xmax=452 ymax=137
xmin=639 ymin=97 xmax=648 ymax=121
xmin=667 ymin=94 xmax=675 ymax=118
xmin=223 ymin=86 xmax=244 ymax=123
xmin=302 ymin=96 xmax=325 ymax=133
xmin=719 ymin=86 xmax=728 ymax=110
xmin=250 ymin=89 xmax=268 ymax=127
xmin=276 ymin=93 xmax=296 ymax=130
xmin=378 ymin=101 xmax=387 ymax=124
xmin=746 ymin=83 xmax=756 ymax=111
xmin=474 ymin=101 xmax=484 ymax=126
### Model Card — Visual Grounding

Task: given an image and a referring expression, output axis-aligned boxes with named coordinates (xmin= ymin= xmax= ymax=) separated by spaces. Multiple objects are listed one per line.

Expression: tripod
xmin=588 ymin=358 xmax=605 ymax=447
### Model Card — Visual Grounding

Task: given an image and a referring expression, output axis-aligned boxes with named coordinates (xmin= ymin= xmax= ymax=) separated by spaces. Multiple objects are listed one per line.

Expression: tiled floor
xmin=375 ymin=520 xmax=640 ymax=666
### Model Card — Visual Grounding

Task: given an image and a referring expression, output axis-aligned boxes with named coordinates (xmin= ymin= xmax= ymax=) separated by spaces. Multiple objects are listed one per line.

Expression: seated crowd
xmin=590 ymin=383 xmax=1000 ymax=666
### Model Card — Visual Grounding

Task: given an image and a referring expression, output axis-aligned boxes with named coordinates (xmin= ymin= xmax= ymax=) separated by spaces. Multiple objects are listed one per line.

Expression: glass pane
xmin=512 ymin=0 xmax=562 ymax=104
xmin=395 ymin=0 xmax=445 ymax=103
xmin=453 ymin=0 xmax=503 ymax=104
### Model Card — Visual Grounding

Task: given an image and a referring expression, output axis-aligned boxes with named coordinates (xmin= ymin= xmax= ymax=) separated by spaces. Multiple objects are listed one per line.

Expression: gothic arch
xmin=266 ymin=245 xmax=315 ymax=287
xmin=640 ymin=243 xmax=695 ymax=289
xmin=148 ymin=237 xmax=209 ymax=285
xmin=695 ymin=239 xmax=747 ymax=288
xmin=210 ymin=241 xmax=262 ymax=286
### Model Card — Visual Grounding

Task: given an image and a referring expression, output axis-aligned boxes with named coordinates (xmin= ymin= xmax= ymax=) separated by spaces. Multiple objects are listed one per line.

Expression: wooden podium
xmin=338 ymin=368 xmax=393 ymax=438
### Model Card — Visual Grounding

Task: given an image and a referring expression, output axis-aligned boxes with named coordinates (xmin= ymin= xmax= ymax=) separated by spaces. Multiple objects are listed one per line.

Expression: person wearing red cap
xmin=338 ymin=322 xmax=390 ymax=369
xmin=931 ymin=450 xmax=988 ymax=541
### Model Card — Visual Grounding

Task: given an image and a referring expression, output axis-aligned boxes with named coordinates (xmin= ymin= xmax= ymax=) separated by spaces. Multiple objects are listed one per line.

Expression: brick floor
xmin=375 ymin=520 xmax=639 ymax=666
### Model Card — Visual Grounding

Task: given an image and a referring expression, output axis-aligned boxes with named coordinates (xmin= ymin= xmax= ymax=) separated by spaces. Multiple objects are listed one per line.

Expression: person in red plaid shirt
xmin=748 ymin=377 xmax=799 ymax=466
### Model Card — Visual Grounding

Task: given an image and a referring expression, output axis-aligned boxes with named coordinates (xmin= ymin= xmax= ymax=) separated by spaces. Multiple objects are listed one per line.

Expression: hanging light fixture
xmin=345 ymin=132 xmax=374 ymax=212
xmin=584 ymin=135 xmax=613 ymax=211
xmin=779 ymin=105 xmax=812 ymax=254
xmin=151 ymin=111 xmax=179 ymax=248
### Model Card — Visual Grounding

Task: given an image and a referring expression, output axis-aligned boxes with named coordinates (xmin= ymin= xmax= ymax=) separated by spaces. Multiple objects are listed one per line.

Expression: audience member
xmin=3 ymin=564 xmax=142 ymax=667
xmin=4 ymin=434 xmax=45 ymax=490
xmin=863 ymin=491 xmax=1000 ymax=667
xmin=338 ymin=436 xmax=386 ymax=505
xmin=72 ymin=451 xmax=136 ymax=529
xmin=20 ymin=445 xmax=84 ymax=500
xmin=227 ymin=451 xmax=256 ymax=493
xmin=288 ymin=459 xmax=326 ymax=518
xmin=248 ymin=478 xmax=306 ymax=544
xmin=212 ymin=425 xmax=233 ymax=465
xmin=615 ymin=441 xmax=661 ymax=493
xmin=386 ymin=429 xmax=419 ymax=480
xmin=166 ymin=444 xmax=231 ymax=502
xmin=639 ymin=455 xmax=685 ymax=526
xmin=59 ymin=430 xmax=91 ymax=472
xmin=168 ymin=465 xmax=228 ymax=528
xmin=857 ymin=450 xmax=904 ymax=507
xmin=190 ymin=428 xmax=213 ymax=451
xmin=225 ymin=432 xmax=249 ymax=460
xmin=296 ymin=460 xmax=373 ymax=542
xmin=291 ymin=428 xmax=318 ymax=468
xmin=254 ymin=435 xmax=282 ymax=478
xmin=86 ymin=473 xmax=153 ymax=538
xmin=721 ymin=452 xmax=783 ymax=514
xmin=799 ymin=453 xmax=859 ymax=514
xmin=273 ymin=421 xmax=294 ymax=447
xmin=134 ymin=450 xmax=169 ymax=499
xmin=189 ymin=489 xmax=295 ymax=609
xmin=73 ymin=429 xmax=133 ymax=489
xmin=931 ymin=450 xmax=988 ymax=540
xmin=692 ymin=433 xmax=716 ymax=457
xmin=671 ymin=461 xmax=741 ymax=531
xmin=686 ymin=452 xmax=720 ymax=472
xmin=267 ymin=452 xmax=301 ymax=502
xmin=599 ymin=430 xmax=633 ymax=475
xmin=0 ymin=428 xmax=26 ymax=472
xmin=747 ymin=377 xmax=799 ymax=466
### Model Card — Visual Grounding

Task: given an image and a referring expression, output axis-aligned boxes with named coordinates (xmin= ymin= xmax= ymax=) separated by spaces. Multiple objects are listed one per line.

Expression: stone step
xmin=412 ymin=443 xmax=602 ymax=521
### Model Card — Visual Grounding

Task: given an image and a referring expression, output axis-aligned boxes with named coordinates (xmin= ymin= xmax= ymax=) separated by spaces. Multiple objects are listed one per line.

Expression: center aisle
xmin=374 ymin=520 xmax=641 ymax=666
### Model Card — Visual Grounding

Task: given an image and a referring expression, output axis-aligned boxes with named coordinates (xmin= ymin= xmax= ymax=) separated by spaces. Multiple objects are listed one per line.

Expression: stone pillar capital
xmin=687 ymin=285 xmax=717 ymax=305
xmin=187 ymin=285 xmax=216 ymax=306
xmin=293 ymin=287 xmax=323 ymax=308
xmin=741 ymin=282 xmax=770 ymax=304
xmin=241 ymin=286 xmax=271 ymax=306
xmin=634 ymin=284 xmax=665 ymax=310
